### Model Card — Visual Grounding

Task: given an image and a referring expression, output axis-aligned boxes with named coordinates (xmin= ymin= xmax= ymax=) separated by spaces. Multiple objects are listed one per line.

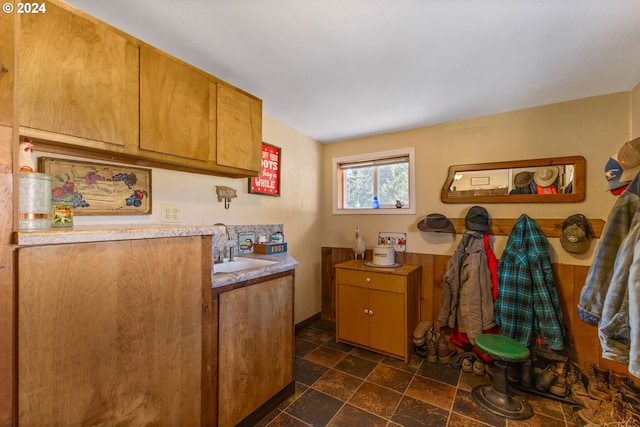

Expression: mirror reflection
xmin=450 ymin=165 xmax=574 ymax=195
xmin=442 ymin=156 xmax=585 ymax=203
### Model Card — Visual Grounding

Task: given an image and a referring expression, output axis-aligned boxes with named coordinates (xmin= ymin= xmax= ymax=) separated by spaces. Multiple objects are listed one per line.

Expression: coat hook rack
xmin=215 ymin=186 xmax=238 ymax=209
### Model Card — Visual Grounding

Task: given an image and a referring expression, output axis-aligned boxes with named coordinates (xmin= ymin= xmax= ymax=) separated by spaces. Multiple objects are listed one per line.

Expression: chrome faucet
xmin=214 ymin=223 xmax=235 ymax=262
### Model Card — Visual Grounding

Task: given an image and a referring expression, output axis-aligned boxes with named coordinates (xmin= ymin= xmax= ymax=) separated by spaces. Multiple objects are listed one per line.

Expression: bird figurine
xmin=18 ymin=137 xmax=36 ymax=172
xmin=353 ymin=227 xmax=366 ymax=261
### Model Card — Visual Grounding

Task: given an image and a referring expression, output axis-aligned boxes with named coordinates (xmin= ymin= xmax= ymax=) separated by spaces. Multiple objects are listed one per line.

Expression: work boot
xmin=436 ymin=333 xmax=456 ymax=364
xmin=520 ymin=359 xmax=533 ymax=388
xmin=585 ymin=362 xmax=612 ymax=401
xmin=507 ymin=363 xmax=520 ymax=383
xmin=536 ymin=365 xmax=557 ymax=392
xmin=576 ymin=400 xmax=617 ymax=425
xmin=426 ymin=330 xmax=438 ymax=363
xmin=549 ymin=371 xmax=568 ymax=397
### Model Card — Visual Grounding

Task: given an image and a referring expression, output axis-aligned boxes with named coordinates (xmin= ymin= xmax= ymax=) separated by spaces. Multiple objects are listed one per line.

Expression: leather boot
xmin=585 ymin=362 xmax=611 ymax=401
xmin=536 ymin=365 xmax=557 ymax=392
xmin=567 ymin=363 xmax=601 ymax=410
xmin=576 ymin=401 xmax=617 ymax=425
xmin=520 ymin=359 xmax=533 ymax=388
xmin=426 ymin=330 xmax=438 ymax=363
xmin=436 ymin=333 xmax=456 ymax=364
xmin=549 ymin=368 xmax=568 ymax=397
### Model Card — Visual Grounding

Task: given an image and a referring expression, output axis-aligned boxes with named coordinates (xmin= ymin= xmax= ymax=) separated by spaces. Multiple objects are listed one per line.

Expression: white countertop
xmin=14 ymin=224 xmax=218 ymax=246
xmin=14 ymin=224 xmax=298 ymax=288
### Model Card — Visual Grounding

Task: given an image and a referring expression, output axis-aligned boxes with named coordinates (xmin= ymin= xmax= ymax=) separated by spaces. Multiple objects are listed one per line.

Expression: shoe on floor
xmin=427 ymin=330 xmax=438 ymax=363
xmin=585 ymin=362 xmax=612 ymax=401
xmin=576 ymin=401 xmax=617 ymax=425
xmin=507 ymin=363 xmax=521 ymax=383
xmin=437 ymin=333 xmax=456 ymax=364
xmin=413 ymin=321 xmax=433 ymax=346
xmin=520 ymin=359 xmax=533 ymax=388
xmin=536 ymin=365 xmax=557 ymax=392
xmin=415 ymin=344 xmax=427 ymax=358
xmin=473 ymin=360 xmax=485 ymax=376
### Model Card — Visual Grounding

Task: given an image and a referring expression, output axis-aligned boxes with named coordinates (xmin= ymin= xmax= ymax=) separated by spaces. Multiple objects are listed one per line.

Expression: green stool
xmin=472 ymin=334 xmax=533 ymax=420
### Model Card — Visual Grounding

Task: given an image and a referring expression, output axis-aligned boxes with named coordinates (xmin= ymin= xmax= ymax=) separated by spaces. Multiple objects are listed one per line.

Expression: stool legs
xmin=472 ymin=360 xmax=533 ymax=420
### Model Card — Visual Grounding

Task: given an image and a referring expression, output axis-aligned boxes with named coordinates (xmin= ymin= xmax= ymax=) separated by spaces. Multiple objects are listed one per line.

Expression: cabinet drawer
xmin=337 ymin=268 xmax=405 ymax=293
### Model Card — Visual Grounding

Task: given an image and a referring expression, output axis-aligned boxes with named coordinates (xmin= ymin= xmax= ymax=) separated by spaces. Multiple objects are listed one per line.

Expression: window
xmin=332 ymin=148 xmax=416 ymax=214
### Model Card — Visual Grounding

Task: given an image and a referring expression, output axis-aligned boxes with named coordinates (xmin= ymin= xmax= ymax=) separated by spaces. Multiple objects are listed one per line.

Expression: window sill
xmin=332 ymin=207 xmax=416 ymax=215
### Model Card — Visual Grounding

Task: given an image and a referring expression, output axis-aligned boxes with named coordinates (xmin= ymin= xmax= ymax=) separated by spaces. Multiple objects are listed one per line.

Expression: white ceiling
xmin=66 ymin=0 xmax=640 ymax=143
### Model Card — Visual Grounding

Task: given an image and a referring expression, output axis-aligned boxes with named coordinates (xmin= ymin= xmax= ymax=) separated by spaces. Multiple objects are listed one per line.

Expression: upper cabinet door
xmin=139 ymin=46 xmax=211 ymax=162
xmin=217 ymin=84 xmax=262 ymax=173
xmin=19 ymin=2 xmax=137 ymax=147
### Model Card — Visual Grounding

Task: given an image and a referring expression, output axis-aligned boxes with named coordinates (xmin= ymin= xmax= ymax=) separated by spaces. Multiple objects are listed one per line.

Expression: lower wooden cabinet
xmin=217 ymin=272 xmax=294 ymax=427
xmin=336 ymin=260 xmax=421 ymax=363
xmin=17 ymin=236 xmax=210 ymax=427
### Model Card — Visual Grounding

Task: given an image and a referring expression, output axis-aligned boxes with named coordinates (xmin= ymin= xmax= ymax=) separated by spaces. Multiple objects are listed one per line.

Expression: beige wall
xmin=632 ymin=81 xmax=640 ymax=138
xmin=321 ymin=92 xmax=632 ymax=265
xmin=62 ymin=114 xmax=324 ymax=324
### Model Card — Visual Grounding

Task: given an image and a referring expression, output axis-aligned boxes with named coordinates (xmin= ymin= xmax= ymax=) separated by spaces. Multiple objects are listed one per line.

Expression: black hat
xmin=560 ymin=214 xmax=593 ymax=253
xmin=417 ymin=213 xmax=455 ymax=233
xmin=465 ymin=206 xmax=489 ymax=232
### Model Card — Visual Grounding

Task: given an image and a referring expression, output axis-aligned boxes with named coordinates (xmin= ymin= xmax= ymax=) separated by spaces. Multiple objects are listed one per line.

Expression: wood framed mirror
xmin=441 ymin=156 xmax=586 ymax=203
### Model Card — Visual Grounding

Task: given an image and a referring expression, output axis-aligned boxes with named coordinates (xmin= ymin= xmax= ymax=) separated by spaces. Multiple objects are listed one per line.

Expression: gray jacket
xmin=438 ymin=229 xmax=496 ymax=343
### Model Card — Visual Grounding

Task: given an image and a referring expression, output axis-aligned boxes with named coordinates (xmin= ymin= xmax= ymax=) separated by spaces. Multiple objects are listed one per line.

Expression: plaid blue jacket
xmin=494 ymin=214 xmax=565 ymax=350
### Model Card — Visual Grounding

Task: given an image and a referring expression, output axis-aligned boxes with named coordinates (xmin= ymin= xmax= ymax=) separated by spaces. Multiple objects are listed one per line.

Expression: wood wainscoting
xmin=321 ymin=247 xmax=635 ymax=380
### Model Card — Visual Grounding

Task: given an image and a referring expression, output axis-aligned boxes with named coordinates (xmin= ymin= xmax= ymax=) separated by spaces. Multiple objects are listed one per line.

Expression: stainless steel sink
xmin=213 ymin=258 xmax=279 ymax=275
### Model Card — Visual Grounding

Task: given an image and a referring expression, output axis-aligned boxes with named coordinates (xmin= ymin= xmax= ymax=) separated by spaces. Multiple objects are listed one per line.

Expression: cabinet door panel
xmin=19 ymin=2 xmax=136 ymax=146
xmin=218 ymin=275 xmax=294 ymax=427
xmin=337 ymin=284 xmax=370 ymax=346
xmin=216 ymin=84 xmax=261 ymax=172
xmin=18 ymin=237 xmax=203 ymax=427
xmin=140 ymin=46 xmax=210 ymax=161
xmin=369 ymin=290 xmax=405 ymax=358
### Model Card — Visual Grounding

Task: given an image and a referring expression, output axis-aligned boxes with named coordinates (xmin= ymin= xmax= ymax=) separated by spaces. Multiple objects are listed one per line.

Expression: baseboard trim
xmin=295 ymin=312 xmax=321 ymax=333
xmin=236 ymin=381 xmax=295 ymax=427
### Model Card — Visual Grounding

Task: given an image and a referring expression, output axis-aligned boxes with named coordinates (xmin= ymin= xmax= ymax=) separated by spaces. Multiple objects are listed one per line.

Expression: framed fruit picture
xmin=39 ymin=157 xmax=152 ymax=215
xmin=248 ymin=142 xmax=281 ymax=196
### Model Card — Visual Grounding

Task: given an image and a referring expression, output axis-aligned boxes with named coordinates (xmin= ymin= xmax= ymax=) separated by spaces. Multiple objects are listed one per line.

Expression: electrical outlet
xmin=161 ymin=203 xmax=181 ymax=223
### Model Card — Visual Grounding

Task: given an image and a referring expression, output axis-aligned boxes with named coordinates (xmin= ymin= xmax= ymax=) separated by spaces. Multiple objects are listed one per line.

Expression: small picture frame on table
xmin=52 ymin=204 xmax=73 ymax=227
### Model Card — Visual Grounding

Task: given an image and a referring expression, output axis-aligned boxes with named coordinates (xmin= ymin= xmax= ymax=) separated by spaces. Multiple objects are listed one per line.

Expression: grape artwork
xmin=41 ymin=158 xmax=151 ymax=215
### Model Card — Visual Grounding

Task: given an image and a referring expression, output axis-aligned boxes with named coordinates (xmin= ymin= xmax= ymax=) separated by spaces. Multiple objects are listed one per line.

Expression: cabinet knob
xmin=363 ymin=309 xmax=369 ymax=315
xmin=365 ymin=277 xmax=371 ymax=283
xmin=368 ymin=310 xmax=374 ymax=316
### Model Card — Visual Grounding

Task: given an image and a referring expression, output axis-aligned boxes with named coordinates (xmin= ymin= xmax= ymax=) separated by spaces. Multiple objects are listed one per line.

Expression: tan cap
xmin=618 ymin=137 xmax=640 ymax=182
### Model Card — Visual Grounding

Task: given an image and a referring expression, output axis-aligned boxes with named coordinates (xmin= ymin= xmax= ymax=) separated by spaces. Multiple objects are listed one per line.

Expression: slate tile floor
xmin=256 ymin=319 xmax=580 ymax=427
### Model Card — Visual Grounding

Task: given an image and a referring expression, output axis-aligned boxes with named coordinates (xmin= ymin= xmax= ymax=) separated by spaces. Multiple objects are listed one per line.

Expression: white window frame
xmin=332 ymin=147 xmax=416 ymax=215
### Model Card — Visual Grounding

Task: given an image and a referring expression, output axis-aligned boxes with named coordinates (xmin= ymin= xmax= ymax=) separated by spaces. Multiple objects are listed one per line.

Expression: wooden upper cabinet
xmin=0 ymin=11 xmax=13 ymax=126
xmin=217 ymin=84 xmax=262 ymax=173
xmin=139 ymin=46 xmax=213 ymax=163
xmin=18 ymin=1 xmax=138 ymax=148
xmin=15 ymin=0 xmax=262 ymax=177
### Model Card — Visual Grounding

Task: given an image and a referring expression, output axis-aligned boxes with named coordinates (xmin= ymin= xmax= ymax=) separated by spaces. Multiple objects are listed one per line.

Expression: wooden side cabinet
xmin=335 ymin=260 xmax=421 ymax=363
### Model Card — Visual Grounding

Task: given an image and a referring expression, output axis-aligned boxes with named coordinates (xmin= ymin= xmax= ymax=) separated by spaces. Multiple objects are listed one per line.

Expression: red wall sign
xmin=249 ymin=142 xmax=281 ymax=196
